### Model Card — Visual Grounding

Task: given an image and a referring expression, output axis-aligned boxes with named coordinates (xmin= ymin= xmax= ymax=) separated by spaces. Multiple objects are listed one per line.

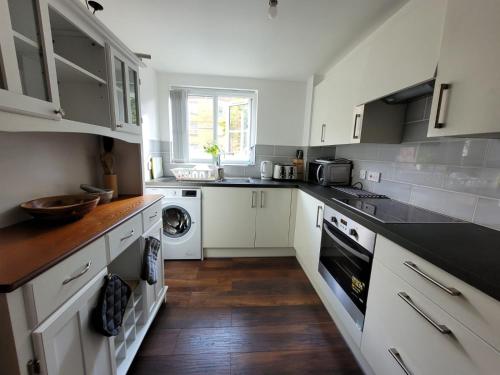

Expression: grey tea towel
xmin=141 ymin=236 xmax=161 ymax=285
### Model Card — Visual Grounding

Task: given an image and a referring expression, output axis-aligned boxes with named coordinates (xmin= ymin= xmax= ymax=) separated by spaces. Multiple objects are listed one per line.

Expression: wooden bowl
xmin=20 ymin=194 xmax=100 ymax=222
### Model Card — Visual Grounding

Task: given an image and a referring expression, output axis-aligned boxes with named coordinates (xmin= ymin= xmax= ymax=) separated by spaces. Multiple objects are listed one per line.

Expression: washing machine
xmin=145 ymin=187 xmax=202 ymax=260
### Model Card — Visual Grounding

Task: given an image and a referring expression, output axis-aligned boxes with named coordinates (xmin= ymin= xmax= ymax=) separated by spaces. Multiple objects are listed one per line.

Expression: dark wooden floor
xmin=129 ymin=257 xmax=363 ymax=375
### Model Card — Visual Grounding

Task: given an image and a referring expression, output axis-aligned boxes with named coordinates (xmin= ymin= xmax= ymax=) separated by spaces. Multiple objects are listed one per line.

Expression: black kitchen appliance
xmin=308 ymin=158 xmax=352 ymax=186
xmin=318 ymin=205 xmax=376 ymax=331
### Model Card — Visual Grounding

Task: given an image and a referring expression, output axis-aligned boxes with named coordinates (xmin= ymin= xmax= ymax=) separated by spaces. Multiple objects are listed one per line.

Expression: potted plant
xmin=203 ymin=143 xmax=224 ymax=180
xmin=203 ymin=143 xmax=222 ymax=167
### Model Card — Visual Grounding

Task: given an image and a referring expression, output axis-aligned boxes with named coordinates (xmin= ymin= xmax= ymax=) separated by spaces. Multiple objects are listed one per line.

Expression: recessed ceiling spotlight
xmin=268 ymin=0 xmax=278 ymax=19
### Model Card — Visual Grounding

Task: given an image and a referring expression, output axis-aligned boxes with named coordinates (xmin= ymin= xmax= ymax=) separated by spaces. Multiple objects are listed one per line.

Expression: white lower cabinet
xmin=202 ymin=187 xmax=292 ymax=249
xmin=202 ymin=187 xmax=257 ymax=248
xmin=293 ymin=190 xmax=323 ymax=272
xmin=32 ymin=269 xmax=113 ymax=375
xmin=362 ymin=261 xmax=500 ymax=375
xmin=255 ymin=188 xmax=292 ymax=248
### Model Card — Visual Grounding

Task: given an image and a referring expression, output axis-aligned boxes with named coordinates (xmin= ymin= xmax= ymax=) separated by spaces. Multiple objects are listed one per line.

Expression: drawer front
xmin=106 ymin=214 xmax=142 ymax=261
xmin=142 ymin=200 xmax=162 ymax=233
xmin=375 ymin=235 xmax=500 ymax=352
xmin=362 ymin=261 xmax=500 ymax=375
xmin=27 ymin=237 xmax=107 ymax=325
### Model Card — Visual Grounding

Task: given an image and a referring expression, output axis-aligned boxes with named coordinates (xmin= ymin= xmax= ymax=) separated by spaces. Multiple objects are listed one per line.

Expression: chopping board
xmin=151 ymin=157 xmax=164 ymax=179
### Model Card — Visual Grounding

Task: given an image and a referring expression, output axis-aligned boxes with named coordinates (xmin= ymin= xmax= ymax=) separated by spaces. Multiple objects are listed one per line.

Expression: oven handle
xmin=323 ymin=224 xmax=370 ymax=263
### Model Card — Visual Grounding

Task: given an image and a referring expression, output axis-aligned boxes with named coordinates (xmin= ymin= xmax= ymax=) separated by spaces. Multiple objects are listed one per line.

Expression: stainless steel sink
xmin=220 ymin=177 xmax=254 ymax=183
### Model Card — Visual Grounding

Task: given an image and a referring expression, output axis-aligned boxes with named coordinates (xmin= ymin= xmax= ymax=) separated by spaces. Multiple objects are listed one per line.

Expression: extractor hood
xmin=382 ymin=80 xmax=435 ymax=104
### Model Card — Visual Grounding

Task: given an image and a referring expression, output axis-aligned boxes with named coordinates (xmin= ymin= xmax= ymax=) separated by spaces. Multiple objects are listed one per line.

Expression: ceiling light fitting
xmin=268 ymin=0 xmax=278 ymax=19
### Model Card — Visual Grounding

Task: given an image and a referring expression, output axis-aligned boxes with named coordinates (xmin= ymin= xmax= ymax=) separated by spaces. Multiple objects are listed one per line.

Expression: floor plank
xmin=129 ymin=353 xmax=231 ymax=375
xmin=154 ymin=306 xmax=232 ymax=329
xmin=231 ymin=305 xmax=332 ymax=327
xmin=231 ymin=350 xmax=363 ymax=375
xmin=129 ymin=257 xmax=362 ymax=375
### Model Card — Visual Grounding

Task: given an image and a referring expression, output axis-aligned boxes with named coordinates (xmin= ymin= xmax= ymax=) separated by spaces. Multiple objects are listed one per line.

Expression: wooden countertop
xmin=0 ymin=195 xmax=162 ymax=293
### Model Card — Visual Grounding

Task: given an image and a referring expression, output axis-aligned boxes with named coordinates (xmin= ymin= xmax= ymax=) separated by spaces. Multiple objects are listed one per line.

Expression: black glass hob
xmin=334 ymin=197 xmax=464 ymax=224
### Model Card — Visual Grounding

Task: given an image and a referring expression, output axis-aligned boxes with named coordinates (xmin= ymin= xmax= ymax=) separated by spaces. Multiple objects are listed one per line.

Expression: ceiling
xmin=95 ymin=0 xmax=407 ymax=81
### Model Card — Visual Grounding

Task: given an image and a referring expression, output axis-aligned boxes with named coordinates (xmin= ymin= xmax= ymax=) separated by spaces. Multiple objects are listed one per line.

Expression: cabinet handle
xmin=403 ymin=261 xmax=461 ymax=296
xmin=320 ymin=124 xmax=326 ymax=142
xmin=434 ymin=83 xmax=451 ymax=128
xmin=260 ymin=191 xmax=265 ymax=208
xmin=398 ymin=292 xmax=452 ymax=334
xmin=353 ymin=113 xmax=361 ymax=139
xmin=62 ymin=261 xmax=92 ymax=285
xmin=388 ymin=348 xmax=413 ymax=375
xmin=251 ymin=191 xmax=257 ymax=208
xmin=149 ymin=212 xmax=158 ymax=219
xmin=54 ymin=108 xmax=65 ymax=117
xmin=315 ymin=205 xmax=323 ymax=228
xmin=120 ymin=229 xmax=135 ymax=241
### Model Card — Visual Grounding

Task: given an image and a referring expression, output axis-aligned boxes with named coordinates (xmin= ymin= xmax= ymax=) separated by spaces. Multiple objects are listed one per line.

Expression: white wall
xmin=157 ymin=72 xmax=308 ymax=146
xmin=0 ymin=132 xmax=100 ymax=227
xmin=139 ymin=64 xmax=160 ymax=179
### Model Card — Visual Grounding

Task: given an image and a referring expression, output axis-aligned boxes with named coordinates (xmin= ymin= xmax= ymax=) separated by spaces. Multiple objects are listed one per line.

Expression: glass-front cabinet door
xmin=0 ymin=0 xmax=61 ymax=119
xmin=109 ymin=46 xmax=141 ymax=135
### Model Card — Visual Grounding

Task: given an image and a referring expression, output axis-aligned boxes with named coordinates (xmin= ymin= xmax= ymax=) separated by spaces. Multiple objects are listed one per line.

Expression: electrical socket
xmin=359 ymin=169 xmax=367 ymax=179
xmin=367 ymin=171 xmax=381 ymax=182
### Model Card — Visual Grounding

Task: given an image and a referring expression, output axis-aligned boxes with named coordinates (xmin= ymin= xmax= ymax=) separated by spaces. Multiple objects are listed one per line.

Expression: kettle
xmin=260 ymin=161 xmax=273 ymax=180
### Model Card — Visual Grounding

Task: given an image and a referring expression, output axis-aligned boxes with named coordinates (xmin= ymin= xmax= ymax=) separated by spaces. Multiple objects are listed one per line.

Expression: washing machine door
xmin=162 ymin=205 xmax=191 ymax=238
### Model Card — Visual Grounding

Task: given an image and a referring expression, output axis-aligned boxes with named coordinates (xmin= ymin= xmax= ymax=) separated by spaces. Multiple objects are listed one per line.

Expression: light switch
xmin=367 ymin=171 xmax=381 ymax=182
xmin=359 ymin=169 xmax=367 ymax=179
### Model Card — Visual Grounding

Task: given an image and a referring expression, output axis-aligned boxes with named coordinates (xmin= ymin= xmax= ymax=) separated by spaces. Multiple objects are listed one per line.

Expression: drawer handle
xmin=120 ymin=229 xmax=135 ymax=241
xmin=398 ymin=292 xmax=451 ymax=334
xmin=315 ymin=205 xmax=323 ymax=228
xmin=404 ymin=261 xmax=461 ymax=296
xmin=149 ymin=212 xmax=158 ymax=219
xmin=62 ymin=261 xmax=92 ymax=285
xmin=388 ymin=348 xmax=413 ymax=375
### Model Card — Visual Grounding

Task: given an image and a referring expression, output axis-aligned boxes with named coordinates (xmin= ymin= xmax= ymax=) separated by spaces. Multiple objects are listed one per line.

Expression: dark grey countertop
xmin=146 ymin=177 xmax=500 ymax=301
xmin=145 ymin=176 xmax=299 ymax=188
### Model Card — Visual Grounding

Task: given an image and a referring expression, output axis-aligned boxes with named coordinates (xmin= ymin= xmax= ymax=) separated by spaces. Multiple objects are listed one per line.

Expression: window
xmin=170 ymin=87 xmax=257 ymax=164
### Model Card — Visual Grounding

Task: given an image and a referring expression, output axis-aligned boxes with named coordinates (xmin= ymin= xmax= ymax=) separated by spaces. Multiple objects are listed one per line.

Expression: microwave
xmin=308 ymin=159 xmax=352 ymax=186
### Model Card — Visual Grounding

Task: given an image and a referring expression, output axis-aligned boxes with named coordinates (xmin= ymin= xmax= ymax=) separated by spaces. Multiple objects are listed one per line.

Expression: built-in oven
xmin=318 ymin=205 xmax=376 ymax=331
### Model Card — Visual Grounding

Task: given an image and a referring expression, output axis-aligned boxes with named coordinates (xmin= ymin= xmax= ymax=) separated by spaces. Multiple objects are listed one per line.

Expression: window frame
xmin=172 ymin=86 xmax=258 ymax=166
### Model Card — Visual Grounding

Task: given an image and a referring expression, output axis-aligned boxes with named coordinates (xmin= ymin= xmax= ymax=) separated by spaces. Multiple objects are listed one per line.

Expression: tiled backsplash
xmin=334 ymin=95 xmax=500 ymax=230
xmin=148 ymin=141 xmax=306 ymax=178
xmin=150 ymin=95 xmax=500 ymax=231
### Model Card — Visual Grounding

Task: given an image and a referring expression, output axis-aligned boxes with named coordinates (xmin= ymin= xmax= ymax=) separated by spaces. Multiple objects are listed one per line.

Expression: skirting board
xmin=295 ymin=254 xmax=375 ymax=375
xmin=204 ymin=247 xmax=295 ymax=258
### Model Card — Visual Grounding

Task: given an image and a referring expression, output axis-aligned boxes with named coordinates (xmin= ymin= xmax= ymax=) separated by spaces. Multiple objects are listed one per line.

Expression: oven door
xmin=318 ymin=220 xmax=373 ymax=330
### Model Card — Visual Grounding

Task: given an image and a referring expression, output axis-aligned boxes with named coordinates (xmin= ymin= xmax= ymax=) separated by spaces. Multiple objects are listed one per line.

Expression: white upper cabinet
xmin=0 ymin=0 xmax=143 ymax=139
xmin=308 ymin=0 xmax=446 ymax=147
xmin=358 ymin=0 xmax=447 ymax=104
xmin=310 ymin=45 xmax=368 ymax=147
xmin=0 ymin=0 xmax=61 ymax=119
xmin=427 ymin=0 xmax=500 ymax=137
xmin=109 ymin=47 xmax=141 ymax=135
xmin=47 ymin=5 xmax=112 ymax=128
xmin=309 ymin=78 xmax=329 ymax=146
